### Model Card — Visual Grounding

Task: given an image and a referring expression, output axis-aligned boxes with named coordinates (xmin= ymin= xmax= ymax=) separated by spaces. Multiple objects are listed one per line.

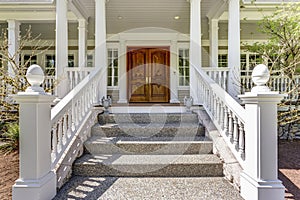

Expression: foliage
xmin=244 ymin=3 xmax=300 ymax=98
xmin=0 ymin=26 xmax=51 ymax=123
xmin=0 ymin=122 xmax=19 ymax=153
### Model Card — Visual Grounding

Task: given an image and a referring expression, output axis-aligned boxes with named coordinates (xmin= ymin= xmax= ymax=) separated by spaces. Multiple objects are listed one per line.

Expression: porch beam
xmin=7 ymin=19 xmax=20 ymax=77
xmin=227 ymin=0 xmax=241 ymax=99
xmin=95 ymin=0 xmax=107 ymax=99
xmin=55 ymin=0 xmax=69 ymax=98
xmin=69 ymin=0 xmax=89 ymax=21
xmin=188 ymin=0 xmax=202 ymax=105
xmin=209 ymin=18 xmax=218 ymax=68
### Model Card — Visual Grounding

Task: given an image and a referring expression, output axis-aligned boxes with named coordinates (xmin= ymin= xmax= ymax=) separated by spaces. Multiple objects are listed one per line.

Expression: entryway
xmin=127 ymin=47 xmax=170 ymax=103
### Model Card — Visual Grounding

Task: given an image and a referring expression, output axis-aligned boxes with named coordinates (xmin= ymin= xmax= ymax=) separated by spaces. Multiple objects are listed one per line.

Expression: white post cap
xmin=25 ymin=64 xmax=45 ymax=94
xmin=251 ymin=64 xmax=271 ymax=93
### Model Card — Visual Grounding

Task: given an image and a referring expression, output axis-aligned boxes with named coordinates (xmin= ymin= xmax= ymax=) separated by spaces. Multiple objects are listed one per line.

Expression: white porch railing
xmin=50 ymin=66 xmax=102 ymax=186
xmin=42 ymin=67 xmax=95 ymax=95
xmin=202 ymin=67 xmax=229 ymax=90
xmin=202 ymin=67 xmax=300 ymax=100
xmin=196 ymin=67 xmax=246 ymax=166
xmin=241 ymin=74 xmax=300 ymax=99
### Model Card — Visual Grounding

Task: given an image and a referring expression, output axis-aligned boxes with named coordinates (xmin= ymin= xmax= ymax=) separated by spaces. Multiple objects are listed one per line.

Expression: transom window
xmin=178 ymin=49 xmax=189 ymax=86
xmin=107 ymin=49 xmax=118 ymax=87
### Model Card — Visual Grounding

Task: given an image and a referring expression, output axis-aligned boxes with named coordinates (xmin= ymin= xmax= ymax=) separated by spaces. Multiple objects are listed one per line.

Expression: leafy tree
xmin=245 ymin=3 xmax=300 ymax=99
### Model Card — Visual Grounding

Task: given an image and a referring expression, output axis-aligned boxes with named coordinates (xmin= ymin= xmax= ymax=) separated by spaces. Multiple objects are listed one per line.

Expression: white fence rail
xmin=195 ymin=67 xmax=246 ymax=167
xmin=50 ymin=67 xmax=103 ymax=186
xmin=202 ymin=67 xmax=229 ymax=90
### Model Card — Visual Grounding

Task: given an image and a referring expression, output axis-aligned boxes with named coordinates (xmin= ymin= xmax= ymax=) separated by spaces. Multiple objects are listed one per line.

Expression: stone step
xmin=91 ymin=122 xmax=205 ymax=137
xmin=54 ymin=177 xmax=243 ymax=200
xmin=85 ymin=136 xmax=213 ymax=155
xmin=98 ymin=113 xmax=199 ymax=124
xmin=73 ymin=154 xmax=223 ymax=177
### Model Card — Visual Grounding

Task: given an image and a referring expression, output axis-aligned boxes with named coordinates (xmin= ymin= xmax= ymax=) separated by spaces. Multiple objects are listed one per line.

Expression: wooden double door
xmin=127 ymin=47 xmax=170 ymax=103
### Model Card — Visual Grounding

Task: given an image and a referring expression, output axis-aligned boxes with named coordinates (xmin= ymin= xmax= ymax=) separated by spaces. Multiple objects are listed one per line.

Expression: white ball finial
xmin=251 ymin=64 xmax=271 ymax=93
xmin=25 ymin=64 xmax=45 ymax=94
xmin=26 ymin=64 xmax=45 ymax=86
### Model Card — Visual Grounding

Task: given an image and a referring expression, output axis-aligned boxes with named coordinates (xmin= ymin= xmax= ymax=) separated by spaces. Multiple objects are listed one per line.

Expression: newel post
xmin=239 ymin=64 xmax=285 ymax=200
xmin=12 ymin=65 xmax=56 ymax=200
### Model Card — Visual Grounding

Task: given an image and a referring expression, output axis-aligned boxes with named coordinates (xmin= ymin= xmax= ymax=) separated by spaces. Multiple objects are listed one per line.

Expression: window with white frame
xmin=68 ymin=55 xmax=75 ymax=67
xmin=107 ymin=48 xmax=118 ymax=87
xmin=240 ymin=54 xmax=247 ymax=75
xmin=218 ymin=54 xmax=228 ymax=67
xmin=87 ymin=54 xmax=94 ymax=67
xmin=45 ymin=54 xmax=55 ymax=76
xmin=178 ymin=48 xmax=190 ymax=86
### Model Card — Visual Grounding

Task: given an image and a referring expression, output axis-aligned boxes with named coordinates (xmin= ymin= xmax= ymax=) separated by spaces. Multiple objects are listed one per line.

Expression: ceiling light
xmin=174 ymin=16 xmax=180 ymax=20
xmin=117 ymin=16 xmax=123 ymax=20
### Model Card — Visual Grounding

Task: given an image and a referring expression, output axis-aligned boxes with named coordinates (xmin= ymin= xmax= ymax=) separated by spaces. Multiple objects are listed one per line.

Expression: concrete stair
xmin=73 ymin=112 xmax=223 ymax=178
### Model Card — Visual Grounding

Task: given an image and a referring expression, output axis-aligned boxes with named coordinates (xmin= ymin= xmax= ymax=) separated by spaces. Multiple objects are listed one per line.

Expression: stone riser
xmin=85 ymin=137 xmax=213 ymax=155
xmin=73 ymin=154 xmax=223 ymax=177
xmin=99 ymin=113 xmax=199 ymax=124
xmin=91 ymin=124 xmax=205 ymax=138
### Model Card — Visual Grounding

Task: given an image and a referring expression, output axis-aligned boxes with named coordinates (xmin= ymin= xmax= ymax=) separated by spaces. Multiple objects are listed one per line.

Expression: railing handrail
xmin=195 ymin=67 xmax=246 ymax=122
xmin=51 ymin=67 xmax=100 ymax=121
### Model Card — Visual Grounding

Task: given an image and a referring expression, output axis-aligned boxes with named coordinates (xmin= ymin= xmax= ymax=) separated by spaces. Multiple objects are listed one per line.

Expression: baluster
xmin=62 ymin=114 xmax=68 ymax=145
xmin=51 ymin=125 xmax=58 ymax=161
xmin=57 ymin=120 xmax=63 ymax=153
xmin=213 ymin=95 xmax=217 ymax=118
xmin=223 ymin=106 xmax=229 ymax=136
xmin=216 ymin=99 xmax=220 ymax=123
xmin=219 ymin=102 xmax=224 ymax=129
xmin=223 ymin=71 xmax=228 ymax=91
xmin=74 ymin=71 xmax=79 ymax=89
xmin=67 ymin=109 xmax=72 ymax=138
xmin=228 ymin=110 xmax=233 ymax=142
xmin=238 ymin=119 xmax=245 ymax=160
xmin=233 ymin=115 xmax=239 ymax=150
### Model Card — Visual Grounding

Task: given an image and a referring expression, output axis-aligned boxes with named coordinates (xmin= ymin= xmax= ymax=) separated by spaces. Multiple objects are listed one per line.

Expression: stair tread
xmin=76 ymin=154 xmax=222 ymax=165
xmin=86 ymin=136 xmax=211 ymax=144
xmin=95 ymin=122 xmax=200 ymax=128
xmin=54 ymin=177 xmax=243 ymax=200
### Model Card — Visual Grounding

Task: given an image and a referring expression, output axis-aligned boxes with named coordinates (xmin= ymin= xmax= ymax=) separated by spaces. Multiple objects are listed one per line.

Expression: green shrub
xmin=0 ymin=122 xmax=19 ymax=153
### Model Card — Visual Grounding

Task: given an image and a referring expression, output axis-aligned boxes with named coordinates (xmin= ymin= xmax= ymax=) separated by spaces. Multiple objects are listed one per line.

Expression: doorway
xmin=127 ymin=47 xmax=170 ymax=103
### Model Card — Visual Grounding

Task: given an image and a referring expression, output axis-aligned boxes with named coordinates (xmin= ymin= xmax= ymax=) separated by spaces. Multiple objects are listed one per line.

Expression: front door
xmin=127 ymin=47 xmax=170 ymax=103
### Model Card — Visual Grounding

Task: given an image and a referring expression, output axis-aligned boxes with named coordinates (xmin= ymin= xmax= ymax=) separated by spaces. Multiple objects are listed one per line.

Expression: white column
xmin=227 ymin=0 xmax=241 ymax=99
xmin=239 ymin=65 xmax=285 ymax=200
xmin=78 ymin=19 xmax=88 ymax=79
xmin=7 ymin=19 xmax=20 ymax=76
xmin=189 ymin=0 xmax=202 ymax=105
xmin=12 ymin=65 xmax=56 ymax=200
xmin=170 ymin=40 xmax=180 ymax=103
xmin=117 ymin=40 xmax=128 ymax=104
xmin=55 ymin=0 xmax=69 ymax=98
xmin=209 ymin=18 xmax=218 ymax=68
xmin=95 ymin=0 xmax=107 ymax=99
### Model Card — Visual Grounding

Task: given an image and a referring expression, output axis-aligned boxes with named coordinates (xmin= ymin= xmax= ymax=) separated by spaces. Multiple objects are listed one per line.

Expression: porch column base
xmin=12 ymin=171 xmax=56 ymax=200
xmin=117 ymin=99 xmax=128 ymax=104
xmin=240 ymin=172 xmax=285 ymax=200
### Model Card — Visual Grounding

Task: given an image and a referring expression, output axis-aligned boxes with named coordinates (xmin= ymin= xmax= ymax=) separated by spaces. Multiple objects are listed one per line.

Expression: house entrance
xmin=127 ymin=47 xmax=170 ymax=103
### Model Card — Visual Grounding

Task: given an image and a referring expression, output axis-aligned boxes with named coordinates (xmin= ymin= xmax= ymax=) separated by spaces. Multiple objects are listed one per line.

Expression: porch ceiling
xmin=81 ymin=0 xmax=222 ymax=34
